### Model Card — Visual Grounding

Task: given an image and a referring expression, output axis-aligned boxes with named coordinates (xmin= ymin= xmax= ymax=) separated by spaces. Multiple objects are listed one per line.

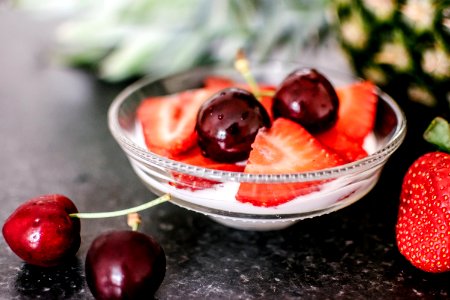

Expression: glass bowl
xmin=108 ymin=61 xmax=406 ymax=231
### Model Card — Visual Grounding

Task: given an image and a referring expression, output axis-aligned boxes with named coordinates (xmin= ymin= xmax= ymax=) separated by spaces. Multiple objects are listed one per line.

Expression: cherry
xmin=2 ymin=194 xmax=81 ymax=267
xmin=85 ymin=230 xmax=166 ymax=300
xmin=2 ymin=194 xmax=169 ymax=269
xmin=196 ymin=87 xmax=271 ymax=162
xmin=272 ymin=68 xmax=339 ymax=132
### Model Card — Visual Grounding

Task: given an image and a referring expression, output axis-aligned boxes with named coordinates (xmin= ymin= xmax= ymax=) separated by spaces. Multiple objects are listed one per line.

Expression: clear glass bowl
xmin=108 ymin=62 xmax=406 ymax=231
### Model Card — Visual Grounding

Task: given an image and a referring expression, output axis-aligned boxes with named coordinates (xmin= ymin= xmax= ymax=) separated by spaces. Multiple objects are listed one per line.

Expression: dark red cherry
xmin=2 ymin=194 xmax=81 ymax=267
xmin=196 ymin=87 xmax=271 ymax=162
xmin=85 ymin=230 xmax=166 ymax=300
xmin=272 ymin=68 xmax=339 ymax=132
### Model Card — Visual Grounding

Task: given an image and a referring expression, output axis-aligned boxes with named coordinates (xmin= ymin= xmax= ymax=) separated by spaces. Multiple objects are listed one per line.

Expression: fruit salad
xmin=135 ymin=66 xmax=379 ymax=209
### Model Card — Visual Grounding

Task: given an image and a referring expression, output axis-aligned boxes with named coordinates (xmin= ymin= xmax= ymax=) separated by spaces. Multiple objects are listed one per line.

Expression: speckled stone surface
xmin=1 ymin=8 xmax=450 ymax=300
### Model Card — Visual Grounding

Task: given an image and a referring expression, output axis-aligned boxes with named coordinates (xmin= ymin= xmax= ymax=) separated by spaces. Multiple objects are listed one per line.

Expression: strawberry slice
xmin=170 ymin=146 xmax=244 ymax=190
xmin=334 ymin=81 xmax=377 ymax=144
xmin=137 ymin=88 xmax=217 ymax=156
xmin=204 ymin=76 xmax=235 ymax=90
xmin=204 ymin=75 xmax=276 ymax=92
xmin=236 ymin=118 xmax=345 ymax=207
xmin=315 ymin=127 xmax=368 ymax=162
xmin=259 ymin=95 xmax=274 ymax=121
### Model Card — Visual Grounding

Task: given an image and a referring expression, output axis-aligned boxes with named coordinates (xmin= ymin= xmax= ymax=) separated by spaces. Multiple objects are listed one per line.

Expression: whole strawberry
xmin=396 ymin=117 xmax=450 ymax=273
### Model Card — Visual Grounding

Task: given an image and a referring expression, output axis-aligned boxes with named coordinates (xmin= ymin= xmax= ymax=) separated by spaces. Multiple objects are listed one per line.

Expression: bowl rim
xmin=108 ymin=64 xmax=407 ymax=183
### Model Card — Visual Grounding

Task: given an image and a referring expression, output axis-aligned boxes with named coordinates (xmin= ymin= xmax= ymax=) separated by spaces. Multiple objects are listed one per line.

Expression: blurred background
xmin=7 ymin=0 xmax=450 ymax=111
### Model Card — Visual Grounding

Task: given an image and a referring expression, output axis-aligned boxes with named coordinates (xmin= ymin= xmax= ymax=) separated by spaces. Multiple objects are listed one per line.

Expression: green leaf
xmin=16 ymin=0 xmax=332 ymax=82
xmin=423 ymin=117 xmax=450 ymax=153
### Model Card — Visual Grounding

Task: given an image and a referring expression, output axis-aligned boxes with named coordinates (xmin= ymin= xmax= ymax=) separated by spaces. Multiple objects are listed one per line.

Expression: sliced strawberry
xmin=334 ymin=81 xmax=377 ymax=144
xmin=236 ymin=118 xmax=345 ymax=207
xmin=170 ymin=146 xmax=245 ymax=190
xmin=204 ymin=75 xmax=276 ymax=91
xmin=315 ymin=126 xmax=368 ymax=162
xmin=259 ymin=95 xmax=274 ymax=121
xmin=137 ymin=88 xmax=217 ymax=156
xmin=204 ymin=76 xmax=235 ymax=90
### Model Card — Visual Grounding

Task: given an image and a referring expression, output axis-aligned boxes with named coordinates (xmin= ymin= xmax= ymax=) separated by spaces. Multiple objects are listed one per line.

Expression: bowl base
xmin=209 ymin=216 xmax=299 ymax=231
xmin=136 ymin=165 xmax=381 ymax=231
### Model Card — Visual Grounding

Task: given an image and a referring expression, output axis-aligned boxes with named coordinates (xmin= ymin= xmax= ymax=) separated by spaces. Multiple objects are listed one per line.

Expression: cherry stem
xmin=127 ymin=213 xmax=142 ymax=231
xmin=234 ymin=49 xmax=261 ymax=99
xmin=69 ymin=194 xmax=170 ymax=219
xmin=260 ymin=90 xmax=275 ymax=97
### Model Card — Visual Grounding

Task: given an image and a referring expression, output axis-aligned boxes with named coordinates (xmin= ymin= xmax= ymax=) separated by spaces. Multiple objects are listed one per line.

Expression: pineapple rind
xmin=335 ymin=0 xmax=450 ymax=109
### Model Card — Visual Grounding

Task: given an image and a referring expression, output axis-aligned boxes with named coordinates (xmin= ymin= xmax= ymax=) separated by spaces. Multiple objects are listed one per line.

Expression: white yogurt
xmin=130 ymin=120 xmax=380 ymax=230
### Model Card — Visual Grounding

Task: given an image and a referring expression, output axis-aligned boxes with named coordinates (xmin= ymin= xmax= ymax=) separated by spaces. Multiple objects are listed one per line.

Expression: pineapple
xmin=334 ymin=0 xmax=450 ymax=110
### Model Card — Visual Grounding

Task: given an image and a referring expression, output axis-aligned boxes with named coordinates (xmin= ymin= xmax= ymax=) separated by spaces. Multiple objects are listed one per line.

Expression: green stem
xmin=127 ymin=213 xmax=141 ymax=231
xmin=423 ymin=117 xmax=450 ymax=153
xmin=260 ymin=90 xmax=275 ymax=97
xmin=69 ymin=194 xmax=170 ymax=219
xmin=130 ymin=223 xmax=139 ymax=231
xmin=234 ymin=49 xmax=261 ymax=99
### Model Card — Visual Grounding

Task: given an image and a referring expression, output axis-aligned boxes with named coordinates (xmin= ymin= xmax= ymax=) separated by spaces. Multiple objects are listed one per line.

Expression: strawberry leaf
xmin=423 ymin=117 xmax=450 ymax=153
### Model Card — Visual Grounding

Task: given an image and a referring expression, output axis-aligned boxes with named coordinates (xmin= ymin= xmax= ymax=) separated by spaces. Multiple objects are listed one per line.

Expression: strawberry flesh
xmin=203 ymin=76 xmax=236 ymax=90
xmin=315 ymin=126 xmax=368 ymax=162
xmin=333 ymin=81 xmax=377 ymax=144
xmin=137 ymin=88 xmax=218 ymax=156
xmin=311 ymin=81 xmax=376 ymax=161
xmin=236 ymin=118 xmax=345 ymax=207
xmin=170 ymin=146 xmax=245 ymax=190
xmin=396 ymin=152 xmax=450 ymax=273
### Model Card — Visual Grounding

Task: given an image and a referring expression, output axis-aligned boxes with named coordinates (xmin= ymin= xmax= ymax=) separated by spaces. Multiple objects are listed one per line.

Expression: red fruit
xmin=85 ymin=230 xmax=166 ymax=299
xmin=203 ymin=76 xmax=275 ymax=120
xmin=311 ymin=81 xmax=377 ymax=162
xmin=196 ymin=87 xmax=271 ymax=162
xmin=203 ymin=76 xmax=235 ymax=90
xmin=259 ymin=94 xmax=274 ymax=121
xmin=272 ymin=68 xmax=340 ymax=132
xmin=171 ymin=146 xmax=245 ymax=190
xmin=2 ymin=194 xmax=81 ymax=267
xmin=396 ymin=152 xmax=450 ymax=273
xmin=137 ymin=88 xmax=218 ymax=156
xmin=334 ymin=81 xmax=377 ymax=144
xmin=203 ymin=75 xmax=276 ymax=92
xmin=236 ymin=118 xmax=345 ymax=207
xmin=315 ymin=126 xmax=368 ymax=162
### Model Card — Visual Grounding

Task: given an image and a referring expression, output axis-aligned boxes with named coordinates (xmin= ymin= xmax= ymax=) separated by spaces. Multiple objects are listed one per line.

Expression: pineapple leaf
xmin=15 ymin=0 xmax=332 ymax=82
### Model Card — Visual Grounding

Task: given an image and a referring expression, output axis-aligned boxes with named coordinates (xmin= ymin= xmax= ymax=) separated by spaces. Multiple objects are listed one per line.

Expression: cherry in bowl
xmin=196 ymin=87 xmax=271 ymax=163
xmin=272 ymin=68 xmax=339 ymax=133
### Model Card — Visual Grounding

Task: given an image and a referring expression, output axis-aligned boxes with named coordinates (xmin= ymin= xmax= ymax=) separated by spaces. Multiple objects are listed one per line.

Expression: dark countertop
xmin=1 ymin=8 xmax=450 ymax=300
